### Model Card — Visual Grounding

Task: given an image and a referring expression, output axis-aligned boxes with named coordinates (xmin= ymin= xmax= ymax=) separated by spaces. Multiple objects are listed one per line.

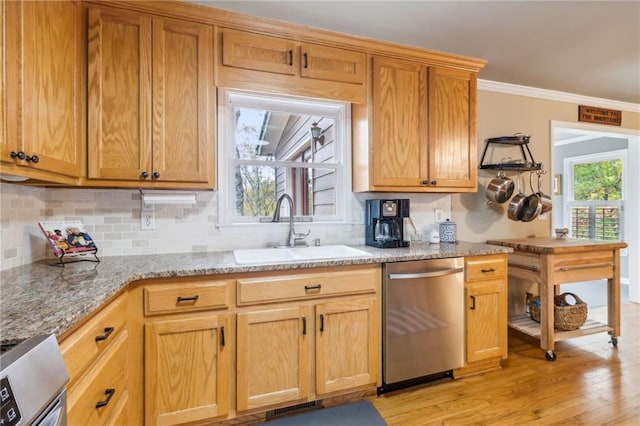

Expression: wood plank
xmin=487 ymin=237 xmax=627 ymax=254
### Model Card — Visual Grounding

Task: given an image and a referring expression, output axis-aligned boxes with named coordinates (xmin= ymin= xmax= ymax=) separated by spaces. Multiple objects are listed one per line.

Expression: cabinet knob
xmin=10 ymin=151 xmax=26 ymax=160
xmin=421 ymin=180 xmax=437 ymax=186
xmin=288 ymin=50 xmax=293 ymax=66
xmin=25 ymin=154 xmax=39 ymax=164
xmin=153 ymin=172 xmax=160 ymax=179
xmin=140 ymin=171 xmax=149 ymax=179
xmin=303 ymin=52 xmax=308 ymax=68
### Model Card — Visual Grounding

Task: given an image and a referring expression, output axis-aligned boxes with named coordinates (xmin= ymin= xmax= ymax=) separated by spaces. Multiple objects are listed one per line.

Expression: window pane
xmin=234 ymin=165 xmax=276 ymax=217
xmin=571 ymin=207 xmax=590 ymax=239
xmin=570 ymin=205 xmax=621 ymax=241
xmin=233 ymin=107 xmax=336 ymax=163
xmin=234 ymin=165 xmax=336 ymax=218
xmin=595 ymin=207 xmax=620 ymax=240
xmin=573 ymin=159 xmax=622 ymax=201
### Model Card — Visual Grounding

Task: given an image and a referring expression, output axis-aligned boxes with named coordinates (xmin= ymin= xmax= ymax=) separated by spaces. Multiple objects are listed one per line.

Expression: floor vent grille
xmin=265 ymin=400 xmax=323 ymax=421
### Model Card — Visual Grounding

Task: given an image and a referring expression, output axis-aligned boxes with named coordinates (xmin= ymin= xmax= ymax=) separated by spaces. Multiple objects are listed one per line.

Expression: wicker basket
xmin=526 ymin=292 xmax=588 ymax=331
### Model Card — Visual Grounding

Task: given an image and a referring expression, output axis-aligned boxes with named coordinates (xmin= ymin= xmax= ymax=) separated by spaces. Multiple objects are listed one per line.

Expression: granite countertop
xmin=0 ymin=242 xmax=511 ymax=347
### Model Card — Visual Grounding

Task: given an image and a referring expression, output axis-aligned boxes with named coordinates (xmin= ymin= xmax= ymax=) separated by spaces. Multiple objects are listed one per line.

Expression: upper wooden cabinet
xmin=353 ymin=56 xmax=478 ymax=192
xmin=217 ymin=28 xmax=367 ymax=103
xmin=1 ymin=0 xmax=82 ymax=183
xmin=86 ymin=6 xmax=214 ymax=188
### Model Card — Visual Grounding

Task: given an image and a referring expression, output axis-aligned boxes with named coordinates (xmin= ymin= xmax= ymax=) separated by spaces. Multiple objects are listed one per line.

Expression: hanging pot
xmin=485 ymin=170 xmax=514 ymax=204
xmin=507 ymin=173 xmax=527 ymax=221
xmin=536 ymin=172 xmax=552 ymax=213
xmin=521 ymin=172 xmax=542 ymax=222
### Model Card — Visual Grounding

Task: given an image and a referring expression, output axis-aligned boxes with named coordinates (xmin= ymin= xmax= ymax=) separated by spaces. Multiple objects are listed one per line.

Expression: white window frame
xmin=217 ymin=89 xmax=352 ymax=226
xmin=563 ymin=149 xmax=627 ymax=240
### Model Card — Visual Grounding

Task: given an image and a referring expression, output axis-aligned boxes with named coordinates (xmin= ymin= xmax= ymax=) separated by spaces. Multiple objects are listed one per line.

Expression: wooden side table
xmin=486 ymin=237 xmax=627 ymax=360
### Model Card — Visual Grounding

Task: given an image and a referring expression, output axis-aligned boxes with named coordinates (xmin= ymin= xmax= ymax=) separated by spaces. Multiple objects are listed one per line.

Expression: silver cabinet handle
xmin=388 ymin=267 xmax=463 ymax=280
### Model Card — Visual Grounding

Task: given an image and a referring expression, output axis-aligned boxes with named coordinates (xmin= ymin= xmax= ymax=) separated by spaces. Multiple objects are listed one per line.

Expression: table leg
xmin=607 ymin=249 xmax=621 ymax=338
xmin=540 ymin=255 xmax=555 ymax=355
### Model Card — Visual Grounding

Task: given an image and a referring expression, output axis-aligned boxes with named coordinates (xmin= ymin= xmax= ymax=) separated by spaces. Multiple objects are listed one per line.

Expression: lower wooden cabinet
xmin=60 ymin=292 xmax=130 ymax=426
xmin=237 ymin=297 xmax=379 ymax=412
xmin=455 ymin=254 xmax=508 ymax=377
xmin=236 ymin=306 xmax=311 ymax=411
xmin=144 ymin=312 xmax=231 ymax=425
xmin=236 ymin=296 xmax=378 ymax=413
xmin=465 ymin=280 xmax=507 ymax=362
xmin=315 ymin=298 xmax=378 ymax=394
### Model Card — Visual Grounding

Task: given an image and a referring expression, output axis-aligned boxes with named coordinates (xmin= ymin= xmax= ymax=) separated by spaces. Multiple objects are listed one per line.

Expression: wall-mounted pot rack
xmin=479 ymin=134 xmax=542 ymax=172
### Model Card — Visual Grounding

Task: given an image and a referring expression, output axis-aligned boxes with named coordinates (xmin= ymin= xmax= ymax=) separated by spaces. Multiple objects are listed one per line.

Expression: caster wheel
xmin=610 ymin=336 xmax=618 ymax=347
xmin=545 ymin=351 xmax=557 ymax=361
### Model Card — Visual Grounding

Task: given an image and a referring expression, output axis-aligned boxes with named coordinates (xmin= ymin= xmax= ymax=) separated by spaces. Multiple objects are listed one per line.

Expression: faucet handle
xmin=294 ymin=229 xmax=311 ymax=238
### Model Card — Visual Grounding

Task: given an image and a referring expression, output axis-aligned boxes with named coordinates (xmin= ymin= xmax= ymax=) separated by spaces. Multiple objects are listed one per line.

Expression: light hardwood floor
xmin=372 ymin=302 xmax=640 ymax=425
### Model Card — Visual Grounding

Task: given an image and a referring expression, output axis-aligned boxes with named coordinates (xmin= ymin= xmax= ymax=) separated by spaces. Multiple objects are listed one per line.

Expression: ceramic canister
xmin=439 ymin=219 xmax=457 ymax=243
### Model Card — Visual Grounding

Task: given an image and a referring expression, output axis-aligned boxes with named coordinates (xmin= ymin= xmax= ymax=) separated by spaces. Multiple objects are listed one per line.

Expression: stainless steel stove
xmin=0 ymin=335 xmax=69 ymax=426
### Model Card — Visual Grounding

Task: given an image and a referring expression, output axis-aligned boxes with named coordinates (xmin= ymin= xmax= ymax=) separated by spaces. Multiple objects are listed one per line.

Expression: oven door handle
xmin=388 ymin=267 xmax=463 ymax=280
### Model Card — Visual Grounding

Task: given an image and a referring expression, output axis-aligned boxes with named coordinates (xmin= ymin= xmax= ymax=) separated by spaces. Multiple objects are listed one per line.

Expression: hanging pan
xmin=507 ymin=173 xmax=527 ymax=221
xmin=485 ymin=170 xmax=515 ymax=204
xmin=520 ymin=172 xmax=542 ymax=222
xmin=536 ymin=171 xmax=552 ymax=213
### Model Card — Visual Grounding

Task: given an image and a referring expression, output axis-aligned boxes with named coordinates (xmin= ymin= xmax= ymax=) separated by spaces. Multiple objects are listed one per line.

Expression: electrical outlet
xmin=141 ymin=199 xmax=155 ymax=230
xmin=434 ymin=209 xmax=444 ymax=223
xmin=141 ymin=211 xmax=155 ymax=230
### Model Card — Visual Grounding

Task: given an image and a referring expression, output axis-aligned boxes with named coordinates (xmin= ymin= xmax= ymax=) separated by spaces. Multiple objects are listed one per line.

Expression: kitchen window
xmin=217 ymin=89 xmax=351 ymax=225
xmin=564 ymin=150 xmax=626 ymax=241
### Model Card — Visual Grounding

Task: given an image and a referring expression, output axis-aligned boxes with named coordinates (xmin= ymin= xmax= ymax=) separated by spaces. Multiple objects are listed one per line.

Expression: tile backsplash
xmin=0 ymin=183 xmax=451 ymax=271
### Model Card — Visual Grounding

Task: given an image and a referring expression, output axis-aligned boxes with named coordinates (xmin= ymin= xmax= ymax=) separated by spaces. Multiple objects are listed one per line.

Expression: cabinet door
xmin=427 ymin=66 xmax=477 ymax=188
xmin=315 ymin=298 xmax=378 ymax=395
xmin=3 ymin=0 xmax=82 ymax=177
xmin=237 ymin=307 xmax=310 ymax=411
xmin=371 ymin=57 xmax=427 ymax=187
xmin=299 ymin=43 xmax=366 ymax=85
xmin=465 ymin=281 xmax=507 ymax=362
xmin=145 ymin=314 xmax=230 ymax=425
xmin=152 ymin=18 xmax=212 ymax=183
xmin=221 ymin=28 xmax=298 ymax=76
xmin=87 ymin=7 xmax=153 ymax=180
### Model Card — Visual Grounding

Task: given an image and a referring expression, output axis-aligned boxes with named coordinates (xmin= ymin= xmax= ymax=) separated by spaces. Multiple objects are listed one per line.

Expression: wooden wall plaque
xmin=578 ymin=105 xmax=622 ymax=126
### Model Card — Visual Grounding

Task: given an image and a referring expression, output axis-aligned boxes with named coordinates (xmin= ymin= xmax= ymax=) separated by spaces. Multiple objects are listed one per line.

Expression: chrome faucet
xmin=272 ymin=193 xmax=310 ymax=247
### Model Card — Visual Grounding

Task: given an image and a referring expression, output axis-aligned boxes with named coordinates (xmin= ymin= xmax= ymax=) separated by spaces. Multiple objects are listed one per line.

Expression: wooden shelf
xmin=508 ymin=314 xmax=613 ymax=342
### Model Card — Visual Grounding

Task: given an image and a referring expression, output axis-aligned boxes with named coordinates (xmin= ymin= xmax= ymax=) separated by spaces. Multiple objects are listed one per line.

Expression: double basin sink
xmin=233 ymin=245 xmax=372 ymax=265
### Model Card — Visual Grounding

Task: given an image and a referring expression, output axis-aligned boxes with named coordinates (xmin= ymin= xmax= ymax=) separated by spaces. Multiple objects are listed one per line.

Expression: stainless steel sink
xmin=233 ymin=245 xmax=372 ymax=265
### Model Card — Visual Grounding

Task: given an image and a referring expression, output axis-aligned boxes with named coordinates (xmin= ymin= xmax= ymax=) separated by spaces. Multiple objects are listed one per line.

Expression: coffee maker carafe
xmin=365 ymin=199 xmax=410 ymax=248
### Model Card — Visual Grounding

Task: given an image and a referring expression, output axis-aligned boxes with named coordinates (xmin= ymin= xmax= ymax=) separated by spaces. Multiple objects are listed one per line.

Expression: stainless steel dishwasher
xmin=380 ymin=257 xmax=464 ymax=393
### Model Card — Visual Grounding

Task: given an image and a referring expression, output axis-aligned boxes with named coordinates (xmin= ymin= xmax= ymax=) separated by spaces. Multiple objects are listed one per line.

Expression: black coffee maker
xmin=365 ymin=199 xmax=410 ymax=248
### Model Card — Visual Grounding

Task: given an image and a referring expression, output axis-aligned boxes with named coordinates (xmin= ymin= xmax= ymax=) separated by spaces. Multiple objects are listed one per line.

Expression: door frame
xmin=550 ymin=120 xmax=640 ymax=303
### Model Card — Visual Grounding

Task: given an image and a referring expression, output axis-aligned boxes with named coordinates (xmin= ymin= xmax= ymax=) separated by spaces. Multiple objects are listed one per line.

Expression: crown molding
xmin=478 ymin=80 xmax=640 ymax=114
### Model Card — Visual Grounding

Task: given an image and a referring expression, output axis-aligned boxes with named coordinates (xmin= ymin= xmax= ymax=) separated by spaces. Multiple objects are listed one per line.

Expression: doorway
xmin=551 ymin=120 xmax=639 ymax=304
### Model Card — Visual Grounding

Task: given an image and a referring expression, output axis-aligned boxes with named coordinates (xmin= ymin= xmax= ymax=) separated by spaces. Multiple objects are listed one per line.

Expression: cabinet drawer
xmin=144 ymin=280 xmax=232 ymax=316
xmin=552 ymin=250 xmax=615 ymax=284
xmin=237 ymin=265 xmax=379 ymax=305
xmin=67 ymin=330 xmax=129 ymax=426
xmin=60 ymin=292 xmax=128 ymax=387
xmin=465 ymin=255 xmax=507 ymax=282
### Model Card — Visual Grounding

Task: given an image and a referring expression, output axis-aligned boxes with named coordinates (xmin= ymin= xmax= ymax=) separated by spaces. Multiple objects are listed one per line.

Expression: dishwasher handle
xmin=388 ymin=267 xmax=463 ymax=280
